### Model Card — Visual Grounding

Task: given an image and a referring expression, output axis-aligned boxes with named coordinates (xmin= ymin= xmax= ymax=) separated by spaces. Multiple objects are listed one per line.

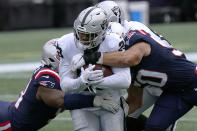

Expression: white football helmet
xmin=74 ymin=7 xmax=108 ymax=50
xmin=95 ymin=1 xmax=124 ymax=24
xmin=41 ymin=38 xmax=60 ymax=71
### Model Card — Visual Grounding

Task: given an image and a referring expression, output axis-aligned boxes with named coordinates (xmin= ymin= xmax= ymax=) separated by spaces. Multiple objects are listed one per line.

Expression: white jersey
xmin=123 ymin=20 xmax=172 ymax=48
xmin=58 ymin=32 xmax=131 ymax=100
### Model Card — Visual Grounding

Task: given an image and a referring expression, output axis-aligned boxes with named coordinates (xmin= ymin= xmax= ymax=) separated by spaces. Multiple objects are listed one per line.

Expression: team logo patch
xmin=39 ymin=81 xmax=55 ymax=88
xmin=42 ymin=75 xmax=49 ymax=79
xmin=195 ymin=65 xmax=197 ymax=74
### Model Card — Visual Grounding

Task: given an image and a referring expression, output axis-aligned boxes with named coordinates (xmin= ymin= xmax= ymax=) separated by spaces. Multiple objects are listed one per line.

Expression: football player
xmin=74 ymin=3 xmax=197 ymax=130
xmin=71 ymin=1 xmax=178 ymax=130
xmin=58 ymin=7 xmax=131 ymax=131
xmin=0 ymin=39 xmax=120 ymax=131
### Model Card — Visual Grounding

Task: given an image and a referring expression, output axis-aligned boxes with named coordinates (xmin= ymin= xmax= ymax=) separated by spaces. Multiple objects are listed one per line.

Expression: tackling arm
xmin=36 ymin=86 xmax=94 ymax=109
xmin=36 ymin=86 xmax=120 ymax=113
xmin=84 ymin=42 xmax=151 ymax=67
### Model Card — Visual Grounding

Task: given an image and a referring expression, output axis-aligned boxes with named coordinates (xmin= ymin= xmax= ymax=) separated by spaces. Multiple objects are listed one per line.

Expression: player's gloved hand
xmin=94 ymin=94 xmax=120 ymax=114
xmin=83 ymin=52 xmax=102 ymax=64
xmin=120 ymin=96 xmax=129 ymax=116
xmin=71 ymin=53 xmax=85 ymax=71
xmin=80 ymin=65 xmax=103 ymax=85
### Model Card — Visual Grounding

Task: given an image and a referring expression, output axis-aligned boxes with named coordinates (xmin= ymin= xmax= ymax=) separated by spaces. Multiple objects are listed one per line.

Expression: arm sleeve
xmin=59 ymin=58 xmax=85 ymax=93
xmin=64 ymin=93 xmax=95 ymax=110
xmin=95 ymin=67 xmax=131 ymax=90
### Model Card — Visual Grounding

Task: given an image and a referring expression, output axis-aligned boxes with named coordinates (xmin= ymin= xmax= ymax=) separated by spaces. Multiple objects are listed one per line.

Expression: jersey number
xmin=15 ymin=78 xmax=31 ymax=109
xmin=133 ymin=69 xmax=167 ymax=88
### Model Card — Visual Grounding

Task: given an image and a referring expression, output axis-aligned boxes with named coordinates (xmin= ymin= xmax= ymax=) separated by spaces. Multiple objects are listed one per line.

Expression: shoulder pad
xmin=34 ymin=68 xmax=60 ymax=84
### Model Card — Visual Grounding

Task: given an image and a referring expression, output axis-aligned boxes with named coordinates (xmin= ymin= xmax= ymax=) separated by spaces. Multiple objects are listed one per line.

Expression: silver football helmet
xmin=74 ymin=7 xmax=108 ymax=50
xmin=41 ymin=38 xmax=60 ymax=71
xmin=95 ymin=1 xmax=124 ymax=24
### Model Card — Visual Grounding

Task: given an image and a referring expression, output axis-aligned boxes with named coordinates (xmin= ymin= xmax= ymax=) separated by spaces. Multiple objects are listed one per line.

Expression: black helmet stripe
xmin=81 ymin=7 xmax=97 ymax=27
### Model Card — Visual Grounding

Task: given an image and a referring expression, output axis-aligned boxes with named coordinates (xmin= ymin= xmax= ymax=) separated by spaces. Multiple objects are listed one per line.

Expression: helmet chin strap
xmin=84 ymin=44 xmax=100 ymax=54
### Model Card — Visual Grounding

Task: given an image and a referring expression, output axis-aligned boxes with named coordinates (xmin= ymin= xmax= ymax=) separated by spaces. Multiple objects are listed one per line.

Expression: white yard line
xmin=0 ymin=62 xmax=40 ymax=73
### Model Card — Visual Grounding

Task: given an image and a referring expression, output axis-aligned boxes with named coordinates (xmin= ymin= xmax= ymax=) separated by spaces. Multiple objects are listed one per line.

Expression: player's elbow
xmin=122 ymin=80 xmax=131 ymax=89
xmin=123 ymin=75 xmax=131 ymax=89
xmin=60 ymin=80 xmax=69 ymax=92
xmin=118 ymin=72 xmax=131 ymax=89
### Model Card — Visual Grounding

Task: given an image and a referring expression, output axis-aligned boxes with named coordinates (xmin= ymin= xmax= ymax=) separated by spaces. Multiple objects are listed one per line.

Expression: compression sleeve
xmin=59 ymin=57 xmax=86 ymax=93
xmin=64 ymin=94 xmax=95 ymax=110
xmin=95 ymin=67 xmax=131 ymax=90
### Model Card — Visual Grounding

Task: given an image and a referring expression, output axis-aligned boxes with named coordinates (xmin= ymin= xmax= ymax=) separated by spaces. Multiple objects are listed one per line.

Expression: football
xmin=83 ymin=64 xmax=113 ymax=77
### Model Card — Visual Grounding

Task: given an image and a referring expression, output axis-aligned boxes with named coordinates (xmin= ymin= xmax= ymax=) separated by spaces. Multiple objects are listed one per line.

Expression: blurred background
xmin=0 ymin=0 xmax=197 ymax=30
xmin=0 ymin=0 xmax=197 ymax=131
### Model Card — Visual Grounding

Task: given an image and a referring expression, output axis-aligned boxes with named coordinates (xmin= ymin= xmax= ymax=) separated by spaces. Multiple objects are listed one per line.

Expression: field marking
xmin=54 ymin=117 xmax=72 ymax=121
xmin=53 ymin=117 xmax=197 ymax=122
xmin=0 ymin=52 xmax=197 ymax=73
xmin=0 ymin=62 xmax=40 ymax=73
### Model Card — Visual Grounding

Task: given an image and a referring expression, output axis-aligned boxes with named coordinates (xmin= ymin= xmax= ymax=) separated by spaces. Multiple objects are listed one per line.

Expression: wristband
xmin=64 ymin=93 xmax=95 ymax=110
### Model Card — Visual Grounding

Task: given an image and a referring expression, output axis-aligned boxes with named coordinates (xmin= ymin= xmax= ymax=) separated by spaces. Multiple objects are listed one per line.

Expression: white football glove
xmin=71 ymin=53 xmax=85 ymax=71
xmin=80 ymin=65 xmax=103 ymax=85
xmin=120 ymin=96 xmax=129 ymax=116
xmin=94 ymin=94 xmax=120 ymax=114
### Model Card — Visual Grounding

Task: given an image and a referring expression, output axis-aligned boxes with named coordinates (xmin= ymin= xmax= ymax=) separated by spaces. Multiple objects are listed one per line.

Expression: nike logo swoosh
xmin=42 ymin=75 xmax=49 ymax=78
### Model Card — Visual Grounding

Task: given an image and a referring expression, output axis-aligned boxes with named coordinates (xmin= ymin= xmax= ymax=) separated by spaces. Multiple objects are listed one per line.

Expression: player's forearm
xmin=63 ymin=94 xmax=95 ymax=110
xmin=102 ymin=51 xmax=141 ymax=67
xmin=102 ymin=51 xmax=127 ymax=66
xmin=95 ymin=69 xmax=131 ymax=90
xmin=84 ymin=51 xmax=139 ymax=67
xmin=84 ymin=43 xmax=147 ymax=67
xmin=60 ymin=77 xmax=85 ymax=93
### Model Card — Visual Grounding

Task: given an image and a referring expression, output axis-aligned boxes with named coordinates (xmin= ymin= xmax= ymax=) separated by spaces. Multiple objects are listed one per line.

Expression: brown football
xmin=83 ymin=64 xmax=113 ymax=77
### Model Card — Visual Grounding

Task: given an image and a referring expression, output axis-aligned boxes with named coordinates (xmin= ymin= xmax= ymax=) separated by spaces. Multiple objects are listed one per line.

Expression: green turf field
xmin=0 ymin=22 xmax=197 ymax=131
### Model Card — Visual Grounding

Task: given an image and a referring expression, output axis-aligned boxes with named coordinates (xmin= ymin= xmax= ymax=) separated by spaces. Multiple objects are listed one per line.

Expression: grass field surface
xmin=0 ymin=22 xmax=197 ymax=131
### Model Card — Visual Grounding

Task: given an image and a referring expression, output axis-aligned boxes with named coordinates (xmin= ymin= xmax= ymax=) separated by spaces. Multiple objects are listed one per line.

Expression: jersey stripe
xmin=137 ymin=30 xmax=147 ymax=35
xmin=34 ymin=69 xmax=60 ymax=83
xmin=0 ymin=120 xmax=12 ymax=131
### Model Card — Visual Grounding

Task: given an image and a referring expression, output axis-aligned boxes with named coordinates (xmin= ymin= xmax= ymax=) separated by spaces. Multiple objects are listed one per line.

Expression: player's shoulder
xmin=124 ymin=20 xmax=150 ymax=32
xmin=100 ymin=32 xmax=124 ymax=52
xmin=57 ymin=33 xmax=79 ymax=57
xmin=124 ymin=29 xmax=152 ymax=50
xmin=34 ymin=66 xmax=60 ymax=84
xmin=101 ymin=22 xmax=125 ymax=52
xmin=57 ymin=33 xmax=74 ymax=48
xmin=107 ymin=22 xmax=125 ymax=37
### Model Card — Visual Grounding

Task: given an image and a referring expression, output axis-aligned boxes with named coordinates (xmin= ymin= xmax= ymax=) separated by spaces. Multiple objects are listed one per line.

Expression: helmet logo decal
xmin=111 ymin=6 xmax=120 ymax=16
xmin=56 ymin=44 xmax=63 ymax=58
xmin=111 ymin=6 xmax=121 ymax=22
xmin=81 ymin=7 xmax=97 ymax=27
